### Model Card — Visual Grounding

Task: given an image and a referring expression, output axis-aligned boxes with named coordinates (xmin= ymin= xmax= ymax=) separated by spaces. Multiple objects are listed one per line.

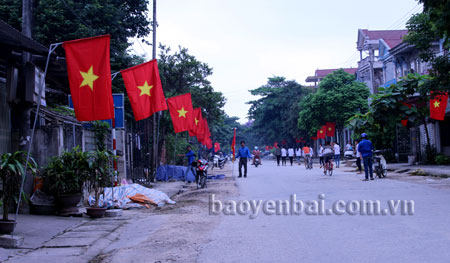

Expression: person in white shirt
xmin=333 ymin=142 xmax=341 ymax=168
xmin=281 ymin=147 xmax=288 ymax=166
xmin=288 ymin=147 xmax=295 ymax=166
xmin=355 ymin=140 xmax=362 ymax=174
xmin=319 ymin=143 xmax=324 ymax=168
xmin=295 ymin=147 xmax=302 ymax=165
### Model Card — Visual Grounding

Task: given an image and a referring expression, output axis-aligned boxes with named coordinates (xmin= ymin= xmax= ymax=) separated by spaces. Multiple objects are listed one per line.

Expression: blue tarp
xmin=156 ymin=165 xmax=196 ymax=182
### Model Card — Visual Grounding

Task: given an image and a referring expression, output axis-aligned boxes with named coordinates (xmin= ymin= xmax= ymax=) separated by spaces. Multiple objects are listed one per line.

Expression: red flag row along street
xmin=63 ymin=35 xmax=214 ymax=149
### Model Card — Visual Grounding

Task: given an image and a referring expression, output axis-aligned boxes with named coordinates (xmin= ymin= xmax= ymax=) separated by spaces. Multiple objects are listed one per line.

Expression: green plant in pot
xmin=43 ymin=147 xmax=89 ymax=211
xmin=0 ymin=151 xmax=38 ymax=234
xmin=86 ymin=149 xmax=114 ymax=218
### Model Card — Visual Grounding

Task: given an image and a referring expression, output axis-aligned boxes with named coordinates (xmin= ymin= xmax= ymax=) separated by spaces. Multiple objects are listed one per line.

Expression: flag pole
xmin=151 ymin=0 xmax=158 ymax=180
xmin=13 ymin=43 xmax=60 ymax=234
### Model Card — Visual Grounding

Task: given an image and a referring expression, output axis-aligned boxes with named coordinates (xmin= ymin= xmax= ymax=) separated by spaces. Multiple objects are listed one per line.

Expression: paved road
xmin=198 ymin=160 xmax=450 ymax=263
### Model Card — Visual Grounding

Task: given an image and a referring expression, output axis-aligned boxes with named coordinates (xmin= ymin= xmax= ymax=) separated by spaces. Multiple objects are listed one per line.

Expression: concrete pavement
xmin=198 ymin=160 xmax=450 ymax=263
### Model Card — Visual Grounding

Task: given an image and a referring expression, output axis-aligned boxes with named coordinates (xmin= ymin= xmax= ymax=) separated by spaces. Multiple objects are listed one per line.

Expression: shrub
xmin=435 ymin=154 xmax=450 ymax=165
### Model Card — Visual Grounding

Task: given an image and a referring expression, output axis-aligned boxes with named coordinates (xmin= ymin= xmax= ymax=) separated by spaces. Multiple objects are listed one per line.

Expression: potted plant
xmin=42 ymin=147 xmax=89 ymax=212
xmin=0 ymin=151 xmax=38 ymax=234
xmin=85 ymin=149 xmax=114 ymax=218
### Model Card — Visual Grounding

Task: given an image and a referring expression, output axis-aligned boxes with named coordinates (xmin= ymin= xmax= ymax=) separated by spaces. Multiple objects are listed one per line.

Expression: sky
xmin=132 ymin=0 xmax=422 ymax=123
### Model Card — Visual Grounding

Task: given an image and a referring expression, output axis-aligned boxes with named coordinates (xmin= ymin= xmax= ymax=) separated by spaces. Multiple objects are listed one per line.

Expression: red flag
xmin=311 ymin=136 xmax=317 ymax=141
xmin=167 ymin=93 xmax=194 ymax=133
xmin=317 ymin=126 xmax=326 ymax=139
xmin=188 ymin=108 xmax=203 ymax=137
xmin=121 ymin=59 xmax=167 ymax=121
xmin=274 ymin=142 xmax=278 ymax=148
xmin=325 ymin=122 xmax=335 ymax=137
xmin=231 ymin=128 xmax=236 ymax=159
xmin=401 ymin=119 xmax=408 ymax=126
xmin=197 ymin=119 xmax=209 ymax=144
xmin=265 ymin=146 xmax=269 ymax=151
xmin=63 ymin=35 xmax=114 ymax=121
xmin=214 ymin=142 xmax=221 ymax=152
xmin=430 ymin=91 xmax=448 ymax=121
xmin=205 ymin=138 xmax=213 ymax=149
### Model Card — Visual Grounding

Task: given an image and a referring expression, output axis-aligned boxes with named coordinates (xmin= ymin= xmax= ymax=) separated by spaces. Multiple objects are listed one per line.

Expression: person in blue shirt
xmin=358 ymin=133 xmax=374 ymax=181
xmin=179 ymin=146 xmax=196 ymax=183
xmin=235 ymin=140 xmax=252 ymax=178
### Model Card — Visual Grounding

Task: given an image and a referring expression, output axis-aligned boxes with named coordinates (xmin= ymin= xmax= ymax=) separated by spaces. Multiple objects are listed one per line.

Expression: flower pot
xmin=86 ymin=207 xmax=106 ymax=218
xmin=0 ymin=220 xmax=16 ymax=234
xmin=30 ymin=203 xmax=56 ymax=215
xmin=56 ymin=193 xmax=82 ymax=209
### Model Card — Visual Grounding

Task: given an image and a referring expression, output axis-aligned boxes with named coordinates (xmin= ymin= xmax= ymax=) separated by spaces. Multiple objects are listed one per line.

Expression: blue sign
xmin=68 ymin=93 xmax=125 ymax=128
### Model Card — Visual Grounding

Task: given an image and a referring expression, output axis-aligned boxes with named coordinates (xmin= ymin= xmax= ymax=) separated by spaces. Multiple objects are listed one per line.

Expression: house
xmin=305 ymin=68 xmax=358 ymax=88
xmin=356 ymin=29 xmax=409 ymax=94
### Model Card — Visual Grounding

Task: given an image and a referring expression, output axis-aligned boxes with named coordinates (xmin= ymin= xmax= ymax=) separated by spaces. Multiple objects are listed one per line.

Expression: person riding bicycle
xmin=322 ymin=141 xmax=334 ymax=174
xmin=252 ymin=146 xmax=262 ymax=165
xmin=302 ymin=144 xmax=311 ymax=167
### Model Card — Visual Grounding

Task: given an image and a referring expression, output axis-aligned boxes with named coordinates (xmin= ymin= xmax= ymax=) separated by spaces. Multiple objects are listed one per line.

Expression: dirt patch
xmin=93 ymin=166 xmax=238 ymax=263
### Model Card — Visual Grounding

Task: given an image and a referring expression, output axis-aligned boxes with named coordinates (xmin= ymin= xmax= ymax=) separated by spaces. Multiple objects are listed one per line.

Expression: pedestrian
xmin=275 ymin=145 xmax=281 ymax=166
xmin=236 ymin=140 xmax=252 ymax=178
xmin=178 ymin=146 xmax=196 ymax=183
xmin=358 ymin=133 xmax=374 ymax=181
xmin=295 ymin=146 xmax=302 ymax=165
xmin=319 ymin=143 xmax=324 ymax=168
xmin=322 ymin=141 xmax=334 ymax=175
xmin=302 ymin=144 xmax=311 ymax=167
xmin=281 ymin=146 xmax=287 ymax=166
xmin=333 ymin=142 xmax=341 ymax=168
xmin=288 ymin=146 xmax=294 ymax=166
xmin=354 ymin=140 xmax=362 ymax=174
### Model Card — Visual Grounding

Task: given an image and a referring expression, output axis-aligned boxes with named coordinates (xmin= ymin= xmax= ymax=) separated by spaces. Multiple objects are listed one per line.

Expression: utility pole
xmin=152 ymin=0 xmax=158 ymax=177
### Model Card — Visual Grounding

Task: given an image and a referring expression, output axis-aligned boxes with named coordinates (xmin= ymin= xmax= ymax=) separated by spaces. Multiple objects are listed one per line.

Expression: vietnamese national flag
xmin=167 ymin=93 xmax=194 ymax=133
xmin=189 ymin=108 xmax=203 ymax=137
xmin=326 ymin=122 xmax=336 ymax=137
xmin=121 ymin=59 xmax=167 ymax=121
xmin=63 ymin=35 xmax=114 ymax=121
xmin=231 ymin=128 xmax=236 ymax=159
xmin=317 ymin=126 xmax=326 ymax=139
xmin=430 ymin=91 xmax=449 ymax=121
xmin=214 ymin=142 xmax=221 ymax=152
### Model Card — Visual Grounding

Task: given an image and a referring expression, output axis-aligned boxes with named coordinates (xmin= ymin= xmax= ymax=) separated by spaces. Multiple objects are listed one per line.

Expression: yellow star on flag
xmin=137 ymin=81 xmax=153 ymax=96
xmin=433 ymin=101 xmax=440 ymax=108
xmin=177 ymin=107 xmax=188 ymax=118
xmin=328 ymin=128 xmax=332 ymax=131
xmin=320 ymin=130 xmax=323 ymax=133
xmin=195 ymin=118 xmax=199 ymax=125
xmin=79 ymin=65 xmax=99 ymax=91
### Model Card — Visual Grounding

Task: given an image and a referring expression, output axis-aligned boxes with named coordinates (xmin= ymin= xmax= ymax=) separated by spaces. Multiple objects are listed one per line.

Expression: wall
xmin=0 ymin=78 xmax=10 ymax=154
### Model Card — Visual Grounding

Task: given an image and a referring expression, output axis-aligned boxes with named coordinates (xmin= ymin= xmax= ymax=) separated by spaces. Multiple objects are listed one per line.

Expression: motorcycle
xmin=253 ymin=158 xmax=261 ymax=167
xmin=211 ymin=154 xmax=226 ymax=170
xmin=192 ymin=159 xmax=209 ymax=188
xmin=373 ymin=150 xmax=387 ymax=178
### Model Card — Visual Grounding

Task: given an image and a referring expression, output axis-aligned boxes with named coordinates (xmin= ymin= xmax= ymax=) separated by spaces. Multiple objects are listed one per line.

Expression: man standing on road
xmin=281 ymin=146 xmax=288 ymax=166
xmin=288 ymin=146 xmax=295 ymax=166
xmin=275 ymin=145 xmax=282 ymax=166
xmin=354 ymin=140 xmax=362 ymax=174
xmin=178 ymin=146 xmax=196 ymax=183
xmin=333 ymin=142 xmax=341 ymax=168
xmin=236 ymin=140 xmax=251 ymax=178
xmin=358 ymin=133 xmax=374 ymax=181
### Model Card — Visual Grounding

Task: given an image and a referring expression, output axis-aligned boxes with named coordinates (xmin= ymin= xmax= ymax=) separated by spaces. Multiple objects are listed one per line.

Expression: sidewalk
xmin=388 ymin=163 xmax=450 ymax=177
xmin=0 ymin=181 xmax=185 ymax=262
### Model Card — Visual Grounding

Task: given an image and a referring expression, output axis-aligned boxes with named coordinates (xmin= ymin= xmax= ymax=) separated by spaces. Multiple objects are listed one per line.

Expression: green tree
xmin=247 ymin=77 xmax=311 ymax=145
xmin=418 ymin=0 xmax=450 ymax=47
xmin=298 ymin=70 xmax=370 ymax=143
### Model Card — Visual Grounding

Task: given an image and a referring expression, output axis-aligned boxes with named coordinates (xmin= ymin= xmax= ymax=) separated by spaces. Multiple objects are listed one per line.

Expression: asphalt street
xmin=198 ymin=159 xmax=450 ymax=263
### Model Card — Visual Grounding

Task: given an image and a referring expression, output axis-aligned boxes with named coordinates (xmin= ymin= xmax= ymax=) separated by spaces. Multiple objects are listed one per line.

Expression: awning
xmin=0 ymin=19 xmax=48 ymax=54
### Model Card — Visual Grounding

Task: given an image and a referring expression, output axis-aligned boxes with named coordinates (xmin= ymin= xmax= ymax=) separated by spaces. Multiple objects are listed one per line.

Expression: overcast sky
xmin=132 ymin=0 xmax=422 ymax=123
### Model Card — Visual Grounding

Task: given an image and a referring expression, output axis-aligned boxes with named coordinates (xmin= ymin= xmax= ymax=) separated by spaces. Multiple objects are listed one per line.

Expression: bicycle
xmin=323 ymin=155 xmax=334 ymax=176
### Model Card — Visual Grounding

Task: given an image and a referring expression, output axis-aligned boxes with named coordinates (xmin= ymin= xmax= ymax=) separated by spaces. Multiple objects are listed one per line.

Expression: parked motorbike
xmin=192 ymin=159 xmax=208 ymax=188
xmin=211 ymin=154 xmax=226 ymax=170
xmin=344 ymin=149 xmax=355 ymax=160
xmin=373 ymin=150 xmax=387 ymax=178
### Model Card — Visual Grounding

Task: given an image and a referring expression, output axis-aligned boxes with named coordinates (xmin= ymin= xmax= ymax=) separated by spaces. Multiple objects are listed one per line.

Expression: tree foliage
xmin=298 ymin=70 xmax=369 ymax=141
xmin=247 ymin=77 xmax=311 ymax=145
xmin=418 ymin=0 xmax=450 ymax=47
